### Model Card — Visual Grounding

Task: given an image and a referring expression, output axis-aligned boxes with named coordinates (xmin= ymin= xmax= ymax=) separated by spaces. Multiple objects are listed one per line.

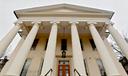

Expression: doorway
xmin=58 ymin=60 xmax=70 ymax=76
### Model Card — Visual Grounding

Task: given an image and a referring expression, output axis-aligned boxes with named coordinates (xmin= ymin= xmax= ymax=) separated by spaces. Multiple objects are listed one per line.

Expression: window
xmin=96 ymin=59 xmax=107 ymax=76
xmin=61 ymin=39 xmax=67 ymax=50
xmin=31 ymin=39 xmax=39 ymax=50
xmin=44 ymin=39 xmax=48 ymax=50
xmin=80 ymin=39 xmax=84 ymax=51
xmin=89 ymin=39 xmax=96 ymax=50
xmin=20 ymin=58 xmax=32 ymax=76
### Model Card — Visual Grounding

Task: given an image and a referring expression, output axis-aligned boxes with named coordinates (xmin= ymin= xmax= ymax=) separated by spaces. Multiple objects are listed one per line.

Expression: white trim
xmin=19 ymin=17 xmax=110 ymax=23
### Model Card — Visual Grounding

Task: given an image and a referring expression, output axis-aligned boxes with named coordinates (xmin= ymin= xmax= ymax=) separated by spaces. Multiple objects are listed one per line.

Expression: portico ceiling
xmin=22 ymin=21 xmax=104 ymax=36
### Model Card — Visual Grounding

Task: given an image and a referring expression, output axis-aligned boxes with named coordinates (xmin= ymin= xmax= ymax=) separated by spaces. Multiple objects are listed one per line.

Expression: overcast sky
xmin=0 ymin=0 xmax=128 ymax=57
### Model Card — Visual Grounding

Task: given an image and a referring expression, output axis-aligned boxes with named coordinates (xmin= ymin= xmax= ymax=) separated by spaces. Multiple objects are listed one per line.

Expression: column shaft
xmin=89 ymin=24 xmax=121 ymax=76
xmin=108 ymin=25 xmax=128 ymax=59
xmin=103 ymin=38 xmax=128 ymax=76
xmin=71 ymin=23 xmax=87 ymax=76
xmin=0 ymin=38 xmax=25 ymax=76
xmin=4 ymin=22 xmax=39 ymax=76
xmin=0 ymin=24 xmax=21 ymax=57
xmin=40 ymin=23 xmax=57 ymax=76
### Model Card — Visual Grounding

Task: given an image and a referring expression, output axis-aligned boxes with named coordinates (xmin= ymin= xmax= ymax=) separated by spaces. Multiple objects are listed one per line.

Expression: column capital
xmin=69 ymin=21 xmax=79 ymax=25
xmin=14 ymin=21 xmax=23 ymax=26
xmin=105 ymin=22 xmax=114 ymax=29
xmin=87 ymin=21 xmax=97 ymax=25
xmin=50 ymin=21 xmax=60 ymax=24
xmin=105 ymin=22 xmax=114 ymax=26
xmin=31 ymin=21 xmax=41 ymax=25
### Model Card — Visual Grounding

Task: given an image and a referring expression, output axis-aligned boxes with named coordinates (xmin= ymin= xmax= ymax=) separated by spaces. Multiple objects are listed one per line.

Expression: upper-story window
xmin=89 ymin=39 xmax=96 ymax=50
xmin=61 ymin=39 xmax=67 ymax=50
xmin=31 ymin=39 xmax=39 ymax=50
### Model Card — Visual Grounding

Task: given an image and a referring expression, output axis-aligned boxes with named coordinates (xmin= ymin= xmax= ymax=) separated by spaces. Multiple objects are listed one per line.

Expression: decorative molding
xmin=31 ymin=21 xmax=41 ymax=25
xmin=105 ymin=21 xmax=114 ymax=26
xmin=14 ymin=21 xmax=23 ymax=26
xmin=50 ymin=21 xmax=60 ymax=24
xmin=87 ymin=21 xmax=97 ymax=25
xmin=19 ymin=17 xmax=109 ymax=23
xmin=69 ymin=21 xmax=79 ymax=25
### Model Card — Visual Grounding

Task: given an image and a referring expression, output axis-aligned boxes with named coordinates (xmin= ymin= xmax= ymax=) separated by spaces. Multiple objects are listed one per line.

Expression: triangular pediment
xmin=14 ymin=4 xmax=114 ymax=18
xmin=26 ymin=7 xmax=100 ymax=13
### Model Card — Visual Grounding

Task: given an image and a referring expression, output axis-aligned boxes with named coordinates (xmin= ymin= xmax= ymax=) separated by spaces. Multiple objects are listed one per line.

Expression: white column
xmin=4 ymin=22 xmax=40 ymax=76
xmin=71 ymin=22 xmax=87 ymax=76
xmin=40 ymin=22 xmax=58 ymax=76
xmin=0 ymin=37 xmax=25 ymax=76
xmin=103 ymin=37 xmax=128 ymax=76
xmin=88 ymin=23 xmax=121 ymax=76
xmin=0 ymin=22 xmax=22 ymax=57
xmin=107 ymin=23 xmax=128 ymax=59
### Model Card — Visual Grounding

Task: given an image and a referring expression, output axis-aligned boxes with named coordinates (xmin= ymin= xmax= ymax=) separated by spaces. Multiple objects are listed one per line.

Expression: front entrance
xmin=58 ymin=60 xmax=70 ymax=76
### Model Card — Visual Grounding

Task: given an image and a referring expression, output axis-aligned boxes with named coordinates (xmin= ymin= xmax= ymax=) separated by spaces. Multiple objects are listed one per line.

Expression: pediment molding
xmin=14 ymin=4 xmax=114 ymax=19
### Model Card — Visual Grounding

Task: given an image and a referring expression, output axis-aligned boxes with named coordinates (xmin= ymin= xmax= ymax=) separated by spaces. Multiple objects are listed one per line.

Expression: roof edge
xmin=14 ymin=3 xmax=114 ymax=19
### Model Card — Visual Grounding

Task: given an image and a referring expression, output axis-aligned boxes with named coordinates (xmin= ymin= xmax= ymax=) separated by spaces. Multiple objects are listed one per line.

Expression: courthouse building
xmin=0 ymin=4 xmax=128 ymax=76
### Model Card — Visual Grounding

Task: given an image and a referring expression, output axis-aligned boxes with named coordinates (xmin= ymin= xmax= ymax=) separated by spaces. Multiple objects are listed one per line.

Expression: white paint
xmin=71 ymin=22 xmax=87 ymax=76
xmin=4 ymin=23 xmax=39 ymax=76
xmin=89 ymin=24 xmax=121 ymax=76
xmin=0 ymin=0 xmax=128 ymax=56
xmin=40 ymin=23 xmax=57 ymax=76
xmin=108 ymin=24 xmax=128 ymax=59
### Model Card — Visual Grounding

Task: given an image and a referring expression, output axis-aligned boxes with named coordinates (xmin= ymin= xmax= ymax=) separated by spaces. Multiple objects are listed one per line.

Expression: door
xmin=58 ymin=60 xmax=70 ymax=76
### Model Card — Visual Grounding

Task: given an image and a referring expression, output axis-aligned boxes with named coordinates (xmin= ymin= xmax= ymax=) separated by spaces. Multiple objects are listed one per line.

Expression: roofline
xmin=14 ymin=11 xmax=18 ymax=19
xmin=13 ymin=3 xmax=114 ymax=19
xmin=110 ymin=12 xmax=115 ymax=19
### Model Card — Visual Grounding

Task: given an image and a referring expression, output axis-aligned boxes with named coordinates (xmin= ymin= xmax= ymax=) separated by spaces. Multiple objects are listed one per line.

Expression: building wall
xmin=24 ymin=33 xmax=103 ymax=76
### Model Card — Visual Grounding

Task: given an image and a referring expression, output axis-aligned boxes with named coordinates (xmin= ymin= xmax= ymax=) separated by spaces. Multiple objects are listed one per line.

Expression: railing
xmin=44 ymin=68 xmax=53 ymax=76
xmin=74 ymin=69 xmax=81 ymax=76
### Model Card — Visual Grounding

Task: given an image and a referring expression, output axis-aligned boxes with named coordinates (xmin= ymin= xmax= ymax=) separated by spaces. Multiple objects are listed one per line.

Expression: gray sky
xmin=0 ymin=0 xmax=128 ymax=56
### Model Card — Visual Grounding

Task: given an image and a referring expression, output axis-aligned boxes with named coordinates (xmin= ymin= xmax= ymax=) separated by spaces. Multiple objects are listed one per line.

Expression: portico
xmin=0 ymin=4 xmax=128 ymax=76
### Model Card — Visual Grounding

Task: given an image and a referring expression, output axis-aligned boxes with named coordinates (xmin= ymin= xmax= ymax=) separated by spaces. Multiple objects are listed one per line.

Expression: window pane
xmin=58 ymin=60 xmax=70 ymax=76
xmin=80 ymin=39 xmax=84 ymax=51
xmin=61 ymin=39 xmax=67 ymax=50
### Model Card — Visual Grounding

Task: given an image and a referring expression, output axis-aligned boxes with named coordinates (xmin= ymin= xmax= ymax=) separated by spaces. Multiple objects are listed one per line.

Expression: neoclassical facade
xmin=0 ymin=4 xmax=128 ymax=76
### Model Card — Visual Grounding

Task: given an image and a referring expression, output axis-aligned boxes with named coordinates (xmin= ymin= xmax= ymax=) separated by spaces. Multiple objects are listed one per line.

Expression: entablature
xmin=18 ymin=17 xmax=110 ymax=23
